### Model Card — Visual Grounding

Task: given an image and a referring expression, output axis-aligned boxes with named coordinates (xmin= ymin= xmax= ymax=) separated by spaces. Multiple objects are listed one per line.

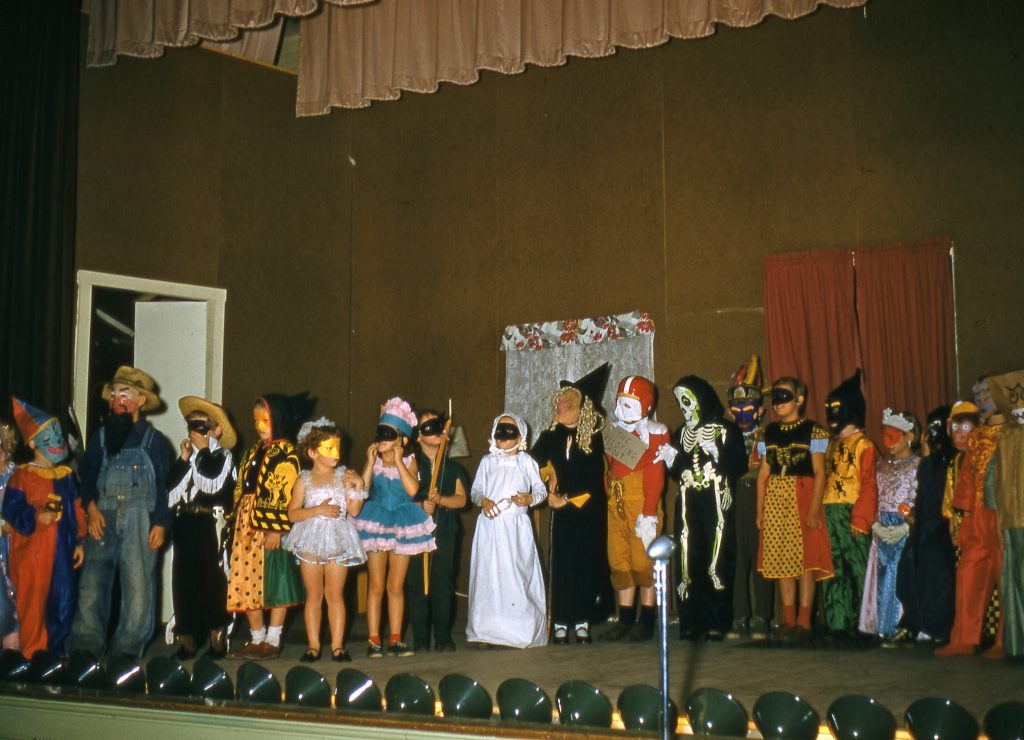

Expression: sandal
xmin=300 ymin=647 xmax=321 ymax=662
xmin=331 ymin=648 xmax=352 ymax=663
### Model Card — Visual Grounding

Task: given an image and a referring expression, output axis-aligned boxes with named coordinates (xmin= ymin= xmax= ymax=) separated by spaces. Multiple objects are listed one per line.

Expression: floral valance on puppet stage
xmin=502 ymin=310 xmax=655 ymax=445
xmin=85 ymin=0 xmax=869 ymax=116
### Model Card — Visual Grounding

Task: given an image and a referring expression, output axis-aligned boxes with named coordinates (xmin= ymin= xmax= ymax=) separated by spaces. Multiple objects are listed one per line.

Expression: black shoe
xmin=413 ymin=642 xmax=431 ymax=654
xmin=706 ymin=630 xmax=725 ymax=642
xmin=552 ymin=628 xmax=569 ymax=645
xmin=174 ymin=635 xmax=198 ymax=661
xmin=575 ymin=628 xmax=592 ymax=645
xmin=331 ymin=648 xmax=352 ymax=663
xmin=601 ymin=622 xmax=630 ymax=642
xmin=300 ymin=647 xmax=321 ymax=662
xmin=435 ymin=641 xmax=456 ymax=653
xmin=628 ymin=621 xmax=654 ymax=641
xmin=389 ymin=641 xmax=415 ymax=657
xmin=367 ymin=642 xmax=384 ymax=659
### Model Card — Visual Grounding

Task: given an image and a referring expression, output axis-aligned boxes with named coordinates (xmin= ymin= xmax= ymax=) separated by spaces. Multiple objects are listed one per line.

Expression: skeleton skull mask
xmin=674 ymin=386 xmax=700 ymax=430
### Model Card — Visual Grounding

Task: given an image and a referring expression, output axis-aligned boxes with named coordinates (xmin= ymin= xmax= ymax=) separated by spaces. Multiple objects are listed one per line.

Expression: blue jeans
xmin=66 ymin=506 xmax=156 ymax=657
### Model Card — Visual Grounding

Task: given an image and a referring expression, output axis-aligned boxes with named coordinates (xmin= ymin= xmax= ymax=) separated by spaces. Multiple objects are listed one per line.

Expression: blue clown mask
xmin=33 ymin=421 xmax=68 ymax=465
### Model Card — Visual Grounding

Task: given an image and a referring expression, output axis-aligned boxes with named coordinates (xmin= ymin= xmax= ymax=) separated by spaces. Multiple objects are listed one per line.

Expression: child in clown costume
xmin=2 ymin=398 xmax=86 ymax=656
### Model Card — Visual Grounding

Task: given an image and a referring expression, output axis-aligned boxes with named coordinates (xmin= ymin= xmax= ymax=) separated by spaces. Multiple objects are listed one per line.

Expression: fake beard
xmin=103 ymin=412 xmax=135 ymax=456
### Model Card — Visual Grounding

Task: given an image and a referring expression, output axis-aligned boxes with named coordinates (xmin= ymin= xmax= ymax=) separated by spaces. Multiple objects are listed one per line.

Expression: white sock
xmin=553 ymin=624 xmax=568 ymax=637
xmin=250 ymin=627 xmax=267 ymax=645
xmin=266 ymin=625 xmax=283 ymax=647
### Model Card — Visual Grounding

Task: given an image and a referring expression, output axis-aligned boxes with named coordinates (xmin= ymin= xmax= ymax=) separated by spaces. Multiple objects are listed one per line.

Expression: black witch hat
xmin=560 ymin=362 xmax=611 ymax=413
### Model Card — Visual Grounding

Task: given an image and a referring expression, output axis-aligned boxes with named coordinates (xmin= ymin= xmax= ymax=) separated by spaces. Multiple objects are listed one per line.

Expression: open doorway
xmin=73 ymin=270 xmax=227 ymax=624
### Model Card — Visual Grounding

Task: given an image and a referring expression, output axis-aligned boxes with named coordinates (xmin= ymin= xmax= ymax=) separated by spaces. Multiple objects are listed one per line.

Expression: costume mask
xmin=973 ymin=378 xmax=997 ymax=420
xmin=33 ymin=421 xmax=67 ymax=465
xmin=492 ymin=422 xmax=521 ymax=441
xmin=882 ymin=426 xmax=904 ymax=449
xmin=418 ymin=418 xmax=445 ymax=437
xmin=317 ymin=438 xmax=341 ymax=460
xmin=824 ymin=370 xmax=866 ymax=433
xmin=729 ymin=399 xmax=763 ymax=434
xmin=1013 ymin=408 xmax=1024 ymax=425
xmin=674 ymin=386 xmax=700 ymax=430
xmin=109 ymin=384 xmax=144 ymax=416
xmin=950 ymin=417 xmax=976 ymax=451
xmin=555 ymin=389 xmax=582 ymax=427
xmin=187 ymin=418 xmax=212 ymax=436
xmin=254 ymin=407 xmax=272 ymax=436
xmin=375 ymin=425 xmax=400 ymax=442
xmin=771 ymin=387 xmax=795 ymax=405
xmin=615 ymin=396 xmax=644 ymax=425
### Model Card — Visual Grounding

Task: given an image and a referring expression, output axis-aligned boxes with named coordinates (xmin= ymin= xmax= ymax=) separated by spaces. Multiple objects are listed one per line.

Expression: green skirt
xmin=263 ymin=548 xmax=304 ymax=607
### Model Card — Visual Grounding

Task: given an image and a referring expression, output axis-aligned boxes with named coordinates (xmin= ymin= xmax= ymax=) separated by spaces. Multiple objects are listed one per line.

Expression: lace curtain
xmin=502 ymin=311 xmax=655 ymax=445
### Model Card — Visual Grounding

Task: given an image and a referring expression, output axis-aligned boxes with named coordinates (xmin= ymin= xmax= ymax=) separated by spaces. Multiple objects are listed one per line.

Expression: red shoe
xmin=934 ymin=642 xmax=975 ymax=657
xmin=982 ymin=643 xmax=1004 ymax=660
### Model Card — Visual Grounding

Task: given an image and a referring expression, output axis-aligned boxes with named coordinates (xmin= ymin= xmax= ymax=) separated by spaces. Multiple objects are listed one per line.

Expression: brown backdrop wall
xmin=76 ymin=0 xmax=1024 ymax=594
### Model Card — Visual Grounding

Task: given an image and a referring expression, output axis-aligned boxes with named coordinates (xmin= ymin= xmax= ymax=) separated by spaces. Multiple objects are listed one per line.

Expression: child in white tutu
xmin=286 ymin=418 xmax=367 ymax=662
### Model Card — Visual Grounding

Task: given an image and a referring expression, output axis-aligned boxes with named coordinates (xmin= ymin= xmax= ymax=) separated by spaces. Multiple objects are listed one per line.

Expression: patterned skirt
xmin=227 ymin=493 xmax=304 ymax=611
xmin=759 ymin=475 xmax=834 ymax=581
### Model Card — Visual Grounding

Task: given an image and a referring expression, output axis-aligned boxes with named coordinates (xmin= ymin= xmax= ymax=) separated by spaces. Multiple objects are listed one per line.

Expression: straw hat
xmin=178 ymin=396 xmax=237 ymax=450
xmin=101 ymin=366 xmax=162 ymax=411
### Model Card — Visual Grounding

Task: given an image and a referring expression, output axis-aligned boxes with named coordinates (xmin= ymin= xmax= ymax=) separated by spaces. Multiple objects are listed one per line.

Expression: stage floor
xmin=150 ymin=614 xmax=1022 ymax=725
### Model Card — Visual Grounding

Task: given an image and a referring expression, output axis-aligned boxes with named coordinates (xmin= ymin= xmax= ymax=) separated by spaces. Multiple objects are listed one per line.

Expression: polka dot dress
xmin=227 ymin=493 xmax=264 ymax=612
xmin=760 ymin=475 xmax=804 ymax=578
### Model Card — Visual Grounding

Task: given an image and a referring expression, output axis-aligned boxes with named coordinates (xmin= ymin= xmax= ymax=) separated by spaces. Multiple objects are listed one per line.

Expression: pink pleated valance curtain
xmin=85 ymin=0 xmax=869 ymax=116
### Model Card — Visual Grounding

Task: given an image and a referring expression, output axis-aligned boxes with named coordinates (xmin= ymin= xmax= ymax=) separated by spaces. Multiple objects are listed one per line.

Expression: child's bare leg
xmin=325 ymin=562 xmax=348 ymax=651
xmin=385 ymin=552 xmax=411 ymax=638
xmin=300 ymin=560 xmax=325 ymax=650
xmin=246 ymin=609 xmax=265 ymax=632
xmin=366 ymin=552 xmax=387 ymax=640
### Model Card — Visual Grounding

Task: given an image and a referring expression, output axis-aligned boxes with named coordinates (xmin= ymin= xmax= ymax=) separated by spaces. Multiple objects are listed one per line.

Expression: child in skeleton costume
xmin=466 ymin=414 xmax=547 ymax=649
xmin=166 ymin=396 xmax=236 ymax=659
xmin=986 ymin=370 xmax=1024 ymax=658
xmin=2 ymin=399 xmax=86 ymax=657
xmin=757 ymin=378 xmax=833 ymax=637
xmin=286 ymin=418 xmax=366 ymax=663
xmin=859 ymin=409 xmax=920 ymax=642
xmin=724 ymin=356 xmax=774 ymax=639
xmin=530 ymin=364 xmax=613 ymax=644
xmin=0 ymin=421 xmax=19 ymax=650
xmin=895 ymin=405 xmax=956 ymax=643
xmin=603 ymin=376 xmax=669 ymax=642
xmin=658 ymin=376 xmax=746 ymax=640
xmin=820 ymin=370 xmax=878 ymax=635
xmin=227 ymin=393 xmax=306 ymax=660
xmin=937 ymin=378 xmax=1006 ymax=657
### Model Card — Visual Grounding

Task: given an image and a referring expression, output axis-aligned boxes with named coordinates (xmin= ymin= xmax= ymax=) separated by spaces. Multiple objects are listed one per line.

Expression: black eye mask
xmin=771 ymin=388 xmax=795 ymax=405
xmin=418 ymin=418 xmax=445 ymax=437
xmin=493 ymin=422 xmax=521 ymax=441
xmin=375 ymin=425 xmax=400 ymax=442
xmin=187 ymin=419 xmax=211 ymax=435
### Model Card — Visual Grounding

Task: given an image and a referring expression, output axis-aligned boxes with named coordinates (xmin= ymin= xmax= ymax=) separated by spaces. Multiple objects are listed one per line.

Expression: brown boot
xmin=208 ymin=628 xmax=227 ymax=659
xmin=175 ymin=634 xmax=198 ymax=660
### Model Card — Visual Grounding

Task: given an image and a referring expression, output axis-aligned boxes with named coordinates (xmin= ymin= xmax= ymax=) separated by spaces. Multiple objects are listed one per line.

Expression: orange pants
xmin=9 ymin=524 xmax=57 ymax=657
xmin=951 ymin=506 xmax=1003 ymax=646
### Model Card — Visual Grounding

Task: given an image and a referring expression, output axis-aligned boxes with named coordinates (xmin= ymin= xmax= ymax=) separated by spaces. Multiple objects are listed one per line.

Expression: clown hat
xmin=11 ymin=397 xmax=57 ymax=444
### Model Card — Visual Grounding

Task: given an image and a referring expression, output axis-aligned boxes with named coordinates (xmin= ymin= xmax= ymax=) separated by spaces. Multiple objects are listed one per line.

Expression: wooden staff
xmin=423 ymin=408 xmax=453 ymax=596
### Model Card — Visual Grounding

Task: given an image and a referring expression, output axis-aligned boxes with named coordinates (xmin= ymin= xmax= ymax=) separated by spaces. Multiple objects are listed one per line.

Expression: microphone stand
xmin=647 ymin=534 xmax=677 ymax=740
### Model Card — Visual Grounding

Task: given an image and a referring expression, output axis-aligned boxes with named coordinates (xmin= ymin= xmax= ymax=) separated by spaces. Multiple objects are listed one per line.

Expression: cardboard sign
xmin=603 ymin=423 xmax=648 ymax=469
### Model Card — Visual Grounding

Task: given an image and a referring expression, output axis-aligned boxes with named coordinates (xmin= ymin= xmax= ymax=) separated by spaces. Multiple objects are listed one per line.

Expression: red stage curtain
xmin=764 ymin=249 xmax=861 ymax=427
xmin=854 ymin=237 xmax=955 ymax=440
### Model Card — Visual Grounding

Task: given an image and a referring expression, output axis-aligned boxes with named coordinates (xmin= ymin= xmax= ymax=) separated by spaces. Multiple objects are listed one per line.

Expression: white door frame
xmin=73 ymin=270 xmax=227 ymax=441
